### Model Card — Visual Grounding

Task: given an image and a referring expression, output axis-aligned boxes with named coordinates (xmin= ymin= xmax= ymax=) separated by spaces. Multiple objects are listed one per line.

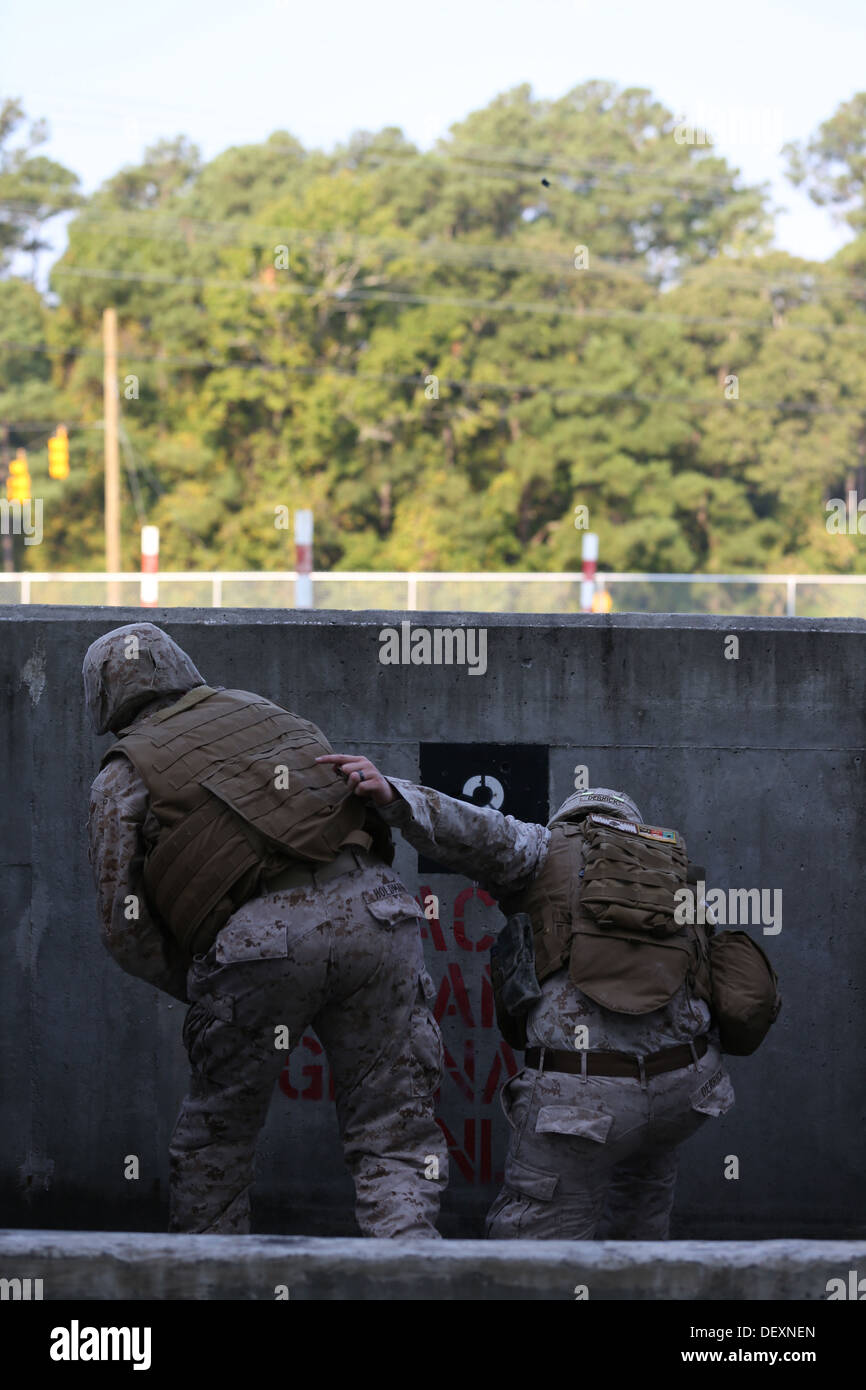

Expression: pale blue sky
xmin=3 ymin=0 xmax=866 ymax=262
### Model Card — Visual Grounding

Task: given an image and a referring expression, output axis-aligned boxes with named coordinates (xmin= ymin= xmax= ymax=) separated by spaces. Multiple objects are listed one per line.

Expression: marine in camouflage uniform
xmin=84 ymin=624 xmax=447 ymax=1237
xmin=325 ymin=759 xmax=735 ymax=1240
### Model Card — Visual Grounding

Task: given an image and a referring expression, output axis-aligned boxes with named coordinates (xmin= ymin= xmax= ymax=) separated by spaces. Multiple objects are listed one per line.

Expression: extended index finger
xmin=315 ymin=753 xmax=357 ymax=764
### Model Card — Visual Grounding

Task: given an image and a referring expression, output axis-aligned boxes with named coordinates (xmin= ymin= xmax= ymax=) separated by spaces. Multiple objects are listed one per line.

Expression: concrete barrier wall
xmin=3 ymin=1232 xmax=866 ymax=1301
xmin=1 ymin=607 xmax=864 ymax=1239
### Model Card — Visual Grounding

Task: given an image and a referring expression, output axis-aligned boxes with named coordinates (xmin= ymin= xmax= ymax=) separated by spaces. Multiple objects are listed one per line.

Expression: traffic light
xmin=6 ymin=449 xmax=31 ymax=503
xmin=48 ymin=425 xmax=69 ymax=480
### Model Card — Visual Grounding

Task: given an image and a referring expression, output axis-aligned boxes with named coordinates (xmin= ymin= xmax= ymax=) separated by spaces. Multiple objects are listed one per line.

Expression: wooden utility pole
xmin=0 ymin=422 xmax=14 ymax=573
xmin=103 ymin=307 xmax=121 ymax=605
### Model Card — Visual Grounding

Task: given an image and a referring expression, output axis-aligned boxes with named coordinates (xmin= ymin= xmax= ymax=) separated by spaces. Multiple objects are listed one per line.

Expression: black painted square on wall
xmin=417 ymin=743 xmax=550 ymax=875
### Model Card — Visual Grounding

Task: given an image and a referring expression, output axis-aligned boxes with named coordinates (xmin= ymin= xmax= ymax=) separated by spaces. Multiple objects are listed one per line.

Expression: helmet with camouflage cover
xmin=82 ymin=622 xmax=206 ymax=735
xmin=548 ymin=787 xmax=643 ymax=829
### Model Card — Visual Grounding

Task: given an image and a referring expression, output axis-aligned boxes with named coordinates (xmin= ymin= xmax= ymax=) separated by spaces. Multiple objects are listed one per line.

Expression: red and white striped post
xmin=581 ymin=531 xmax=598 ymax=612
xmin=141 ymin=525 xmax=159 ymax=607
xmin=295 ymin=509 xmax=313 ymax=608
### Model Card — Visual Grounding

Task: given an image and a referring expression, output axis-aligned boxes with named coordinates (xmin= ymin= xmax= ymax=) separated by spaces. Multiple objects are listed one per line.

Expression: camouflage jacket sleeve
xmin=378 ymin=777 xmax=549 ymax=897
xmin=87 ymin=757 xmax=191 ymax=1002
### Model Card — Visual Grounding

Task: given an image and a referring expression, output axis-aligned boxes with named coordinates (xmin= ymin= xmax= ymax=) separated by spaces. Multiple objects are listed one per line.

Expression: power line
xmin=2 ymin=343 xmax=862 ymax=417
xmin=0 ymin=202 xmax=646 ymax=278
xmin=45 ymin=263 xmax=866 ymax=337
xmin=326 ymin=150 xmax=766 ymax=197
xmin=7 ymin=202 xmax=860 ymax=297
xmin=3 ymin=203 xmax=628 ymax=272
xmin=0 ymin=419 xmax=100 ymax=431
xmin=6 ymin=113 xmax=770 ymax=192
xmin=117 ymin=417 xmax=146 ymax=523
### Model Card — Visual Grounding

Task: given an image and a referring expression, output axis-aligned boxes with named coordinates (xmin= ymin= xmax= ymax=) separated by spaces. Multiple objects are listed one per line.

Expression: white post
xmin=407 ymin=574 xmax=418 ymax=611
xmin=295 ymin=509 xmax=313 ymax=608
xmin=104 ymin=307 xmax=121 ymax=606
xmin=212 ymin=574 xmax=222 ymax=608
xmin=581 ymin=532 xmax=598 ymax=612
xmin=21 ymin=574 xmax=31 ymax=604
xmin=786 ymin=577 xmax=796 ymax=617
xmin=140 ymin=525 xmax=159 ymax=607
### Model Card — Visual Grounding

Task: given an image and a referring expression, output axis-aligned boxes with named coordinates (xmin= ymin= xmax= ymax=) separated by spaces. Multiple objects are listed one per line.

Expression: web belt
xmin=524 ymin=1034 xmax=708 ymax=1082
xmin=263 ymin=837 xmax=375 ymax=892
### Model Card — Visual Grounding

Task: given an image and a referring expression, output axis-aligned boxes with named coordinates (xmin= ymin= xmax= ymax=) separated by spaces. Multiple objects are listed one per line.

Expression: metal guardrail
xmin=1 ymin=570 xmax=866 ymax=617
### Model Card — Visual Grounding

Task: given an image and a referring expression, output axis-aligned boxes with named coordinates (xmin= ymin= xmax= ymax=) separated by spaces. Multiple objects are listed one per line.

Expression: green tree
xmin=6 ymin=82 xmax=866 ymax=588
xmin=0 ymin=98 xmax=80 ymax=275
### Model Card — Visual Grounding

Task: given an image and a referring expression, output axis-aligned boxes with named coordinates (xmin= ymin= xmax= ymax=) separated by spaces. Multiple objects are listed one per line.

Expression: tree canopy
xmin=2 ymin=82 xmax=866 ymax=580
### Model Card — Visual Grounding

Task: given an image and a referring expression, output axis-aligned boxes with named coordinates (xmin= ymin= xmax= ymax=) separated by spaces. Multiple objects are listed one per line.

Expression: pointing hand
xmin=315 ymin=753 xmax=397 ymax=806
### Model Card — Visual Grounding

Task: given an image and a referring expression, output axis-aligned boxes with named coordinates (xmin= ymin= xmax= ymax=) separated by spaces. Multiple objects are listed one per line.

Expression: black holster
xmin=489 ymin=912 xmax=543 ymax=1051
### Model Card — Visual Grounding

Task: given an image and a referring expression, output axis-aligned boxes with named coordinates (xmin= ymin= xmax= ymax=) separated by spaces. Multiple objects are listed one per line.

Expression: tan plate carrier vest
xmin=499 ymin=820 xmax=712 ymax=1015
xmin=102 ymin=685 xmax=374 ymax=954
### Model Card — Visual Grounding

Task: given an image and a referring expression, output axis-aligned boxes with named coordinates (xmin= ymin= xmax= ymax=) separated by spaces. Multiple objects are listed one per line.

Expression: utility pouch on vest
xmin=490 ymin=913 xmax=542 ymax=1052
xmin=708 ymin=931 xmax=781 ymax=1055
xmin=567 ymin=814 xmax=696 ymax=1014
xmin=580 ymin=814 xmax=689 ymax=935
xmin=683 ymin=861 xmax=713 ymax=1008
xmin=567 ymin=931 xmax=694 ymax=1014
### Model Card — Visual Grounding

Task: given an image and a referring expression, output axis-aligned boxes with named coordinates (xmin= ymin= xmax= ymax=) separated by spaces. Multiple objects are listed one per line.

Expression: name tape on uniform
xmin=588 ymin=813 xmax=679 ymax=845
xmin=362 ymin=880 xmax=406 ymax=904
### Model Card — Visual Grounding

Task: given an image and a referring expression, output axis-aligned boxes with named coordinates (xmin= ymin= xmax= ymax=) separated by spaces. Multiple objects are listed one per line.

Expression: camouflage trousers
xmin=485 ymin=1041 xmax=734 ymax=1239
xmin=168 ymin=851 xmax=447 ymax=1237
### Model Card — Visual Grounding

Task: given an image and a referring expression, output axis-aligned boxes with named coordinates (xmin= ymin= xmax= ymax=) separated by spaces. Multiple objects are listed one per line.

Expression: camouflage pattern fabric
xmin=526 ymin=967 xmax=713 ymax=1055
xmin=380 ymin=777 xmax=713 ymax=1052
xmin=381 ymin=776 xmax=549 ymax=895
xmin=169 ymin=854 xmax=447 ymax=1236
xmin=485 ymin=1041 xmax=734 ymax=1239
xmin=89 ymin=748 xmax=447 ymax=1236
xmin=85 ymin=625 xmax=447 ymax=1237
xmin=379 ymin=776 xmax=735 ymax=1238
xmin=82 ymin=621 xmax=205 ymax=734
xmin=88 ymin=709 xmax=195 ymax=1001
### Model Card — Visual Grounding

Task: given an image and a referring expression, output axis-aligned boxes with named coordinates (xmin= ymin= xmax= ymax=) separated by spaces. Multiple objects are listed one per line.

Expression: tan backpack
xmin=706 ymin=931 xmax=781 ymax=1055
xmin=579 ymin=815 xmax=781 ymax=1053
xmin=580 ymin=814 xmax=689 ymax=936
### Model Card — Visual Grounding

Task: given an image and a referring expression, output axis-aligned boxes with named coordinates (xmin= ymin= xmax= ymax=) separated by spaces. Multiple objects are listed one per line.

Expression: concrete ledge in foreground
xmin=1 ymin=1233 xmax=864 ymax=1300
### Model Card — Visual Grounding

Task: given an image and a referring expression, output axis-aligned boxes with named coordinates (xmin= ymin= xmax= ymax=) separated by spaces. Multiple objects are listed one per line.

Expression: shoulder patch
xmin=636 ymin=823 xmax=679 ymax=845
xmin=586 ymin=813 xmax=679 ymax=845
xmin=587 ymin=813 xmax=637 ymax=834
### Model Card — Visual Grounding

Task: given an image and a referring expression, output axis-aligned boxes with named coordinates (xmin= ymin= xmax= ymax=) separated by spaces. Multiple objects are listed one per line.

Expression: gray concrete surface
xmin=1 ymin=607 xmax=864 ymax=1239
xmin=1 ymin=1230 xmax=864 ymax=1300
